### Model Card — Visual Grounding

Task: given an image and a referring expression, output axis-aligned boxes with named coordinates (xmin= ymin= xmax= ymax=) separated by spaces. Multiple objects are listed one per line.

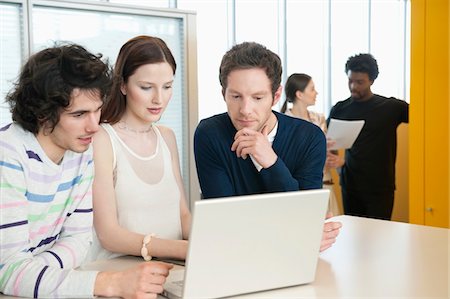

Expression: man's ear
xmin=272 ymin=85 xmax=282 ymax=106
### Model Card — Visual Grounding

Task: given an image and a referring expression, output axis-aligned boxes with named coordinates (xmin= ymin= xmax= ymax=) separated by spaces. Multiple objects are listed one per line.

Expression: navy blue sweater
xmin=194 ymin=111 xmax=326 ymax=199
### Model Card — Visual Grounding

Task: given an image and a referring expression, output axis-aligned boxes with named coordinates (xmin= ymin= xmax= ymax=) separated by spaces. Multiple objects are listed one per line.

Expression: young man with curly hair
xmin=327 ymin=53 xmax=409 ymax=220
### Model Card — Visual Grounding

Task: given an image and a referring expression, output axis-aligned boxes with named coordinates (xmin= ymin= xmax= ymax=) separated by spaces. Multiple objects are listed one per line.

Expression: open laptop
xmin=162 ymin=189 xmax=330 ymax=299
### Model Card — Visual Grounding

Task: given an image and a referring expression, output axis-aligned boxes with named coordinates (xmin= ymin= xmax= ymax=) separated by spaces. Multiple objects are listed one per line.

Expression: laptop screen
xmin=165 ymin=189 xmax=329 ymax=299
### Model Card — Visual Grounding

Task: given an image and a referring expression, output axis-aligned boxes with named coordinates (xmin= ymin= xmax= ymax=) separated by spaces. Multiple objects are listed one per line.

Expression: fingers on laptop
xmin=324 ymin=221 xmax=342 ymax=233
xmin=320 ymin=238 xmax=336 ymax=252
xmin=319 ymin=221 xmax=342 ymax=252
xmin=127 ymin=262 xmax=174 ymax=296
xmin=144 ymin=261 xmax=174 ymax=276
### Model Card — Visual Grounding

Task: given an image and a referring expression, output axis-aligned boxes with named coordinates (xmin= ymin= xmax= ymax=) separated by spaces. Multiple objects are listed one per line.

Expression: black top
xmin=328 ymin=94 xmax=409 ymax=192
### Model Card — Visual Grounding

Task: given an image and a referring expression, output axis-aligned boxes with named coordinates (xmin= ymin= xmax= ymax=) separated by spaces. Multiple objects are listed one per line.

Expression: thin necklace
xmin=117 ymin=121 xmax=153 ymax=133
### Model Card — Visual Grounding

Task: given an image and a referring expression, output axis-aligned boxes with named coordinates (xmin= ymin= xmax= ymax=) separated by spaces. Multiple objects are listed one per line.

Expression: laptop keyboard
xmin=172 ymin=280 xmax=184 ymax=287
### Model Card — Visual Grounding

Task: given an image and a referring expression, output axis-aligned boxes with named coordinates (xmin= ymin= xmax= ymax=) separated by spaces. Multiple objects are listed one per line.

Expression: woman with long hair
xmin=86 ymin=35 xmax=191 ymax=262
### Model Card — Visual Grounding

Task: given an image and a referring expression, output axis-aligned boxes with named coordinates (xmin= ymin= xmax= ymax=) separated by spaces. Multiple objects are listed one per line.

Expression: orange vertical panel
xmin=409 ymin=0 xmax=426 ymax=224
xmin=423 ymin=0 xmax=449 ymax=228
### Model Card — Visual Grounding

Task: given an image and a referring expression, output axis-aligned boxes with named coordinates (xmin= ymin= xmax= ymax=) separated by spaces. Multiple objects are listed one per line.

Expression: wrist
xmin=142 ymin=233 xmax=156 ymax=261
xmin=178 ymin=240 xmax=189 ymax=260
xmin=94 ymin=271 xmax=121 ymax=297
xmin=262 ymin=155 xmax=278 ymax=169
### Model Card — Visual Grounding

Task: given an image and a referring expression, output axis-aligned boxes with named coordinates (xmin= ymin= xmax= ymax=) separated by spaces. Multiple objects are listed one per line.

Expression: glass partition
xmin=31 ymin=5 xmax=186 ymax=179
xmin=0 ymin=2 xmax=23 ymax=125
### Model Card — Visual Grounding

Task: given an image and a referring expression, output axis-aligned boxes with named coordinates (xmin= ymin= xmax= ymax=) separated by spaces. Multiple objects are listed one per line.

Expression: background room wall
xmin=176 ymin=0 xmax=411 ymax=122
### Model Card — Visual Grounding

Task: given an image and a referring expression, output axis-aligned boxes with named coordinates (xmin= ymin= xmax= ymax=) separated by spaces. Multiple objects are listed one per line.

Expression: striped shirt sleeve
xmin=0 ymin=133 xmax=98 ymax=298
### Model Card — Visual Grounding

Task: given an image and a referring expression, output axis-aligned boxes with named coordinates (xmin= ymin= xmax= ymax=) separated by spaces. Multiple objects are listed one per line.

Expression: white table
xmin=1 ymin=215 xmax=448 ymax=298
xmin=72 ymin=215 xmax=450 ymax=298
xmin=232 ymin=215 xmax=449 ymax=298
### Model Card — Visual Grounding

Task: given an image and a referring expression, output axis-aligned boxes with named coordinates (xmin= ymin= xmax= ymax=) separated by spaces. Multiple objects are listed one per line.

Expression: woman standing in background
xmin=281 ymin=73 xmax=342 ymax=215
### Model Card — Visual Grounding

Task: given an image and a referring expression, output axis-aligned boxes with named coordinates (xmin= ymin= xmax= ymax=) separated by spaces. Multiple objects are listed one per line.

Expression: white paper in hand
xmin=326 ymin=118 xmax=365 ymax=150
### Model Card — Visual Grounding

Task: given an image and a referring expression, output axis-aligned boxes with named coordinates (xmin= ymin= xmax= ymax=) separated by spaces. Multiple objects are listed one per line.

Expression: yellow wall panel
xmin=410 ymin=0 xmax=449 ymax=228
xmin=410 ymin=0 xmax=426 ymax=224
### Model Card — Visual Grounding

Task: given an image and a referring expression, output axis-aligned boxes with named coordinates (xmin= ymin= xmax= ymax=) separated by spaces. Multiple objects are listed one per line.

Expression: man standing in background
xmin=327 ymin=53 xmax=409 ymax=220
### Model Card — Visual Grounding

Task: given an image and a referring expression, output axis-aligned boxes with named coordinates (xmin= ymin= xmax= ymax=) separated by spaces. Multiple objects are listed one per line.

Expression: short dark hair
xmin=101 ymin=35 xmax=177 ymax=124
xmin=345 ymin=53 xmax=379 ymax=81
xmin=6 ymin=43 xmax=112 ymax=134
xmin=219 ymin=42 xmax=282 ymax=97
xmin=281 ymin=73 xmax=312 ymax=113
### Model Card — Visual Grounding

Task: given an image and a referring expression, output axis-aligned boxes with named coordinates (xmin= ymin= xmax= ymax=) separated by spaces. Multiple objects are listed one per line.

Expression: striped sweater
xmin=0 ymin=123 xmax=97 ymax=298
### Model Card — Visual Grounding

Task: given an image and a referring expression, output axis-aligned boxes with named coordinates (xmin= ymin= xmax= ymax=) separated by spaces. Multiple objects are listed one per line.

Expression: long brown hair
xmin=101 ymin=35 xmax=176 ymax=124
xmin=280 ymin=73 xmax=311 ymax=113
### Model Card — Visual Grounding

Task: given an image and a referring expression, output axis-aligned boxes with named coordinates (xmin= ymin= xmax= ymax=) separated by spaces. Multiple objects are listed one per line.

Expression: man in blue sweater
xmin=194 ymin=42 xmax=341 ymax=251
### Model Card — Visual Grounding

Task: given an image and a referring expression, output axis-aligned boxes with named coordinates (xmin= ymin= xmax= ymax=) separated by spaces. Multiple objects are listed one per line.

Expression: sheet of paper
xmin=326 ymin=118 xmax=365 ymax=150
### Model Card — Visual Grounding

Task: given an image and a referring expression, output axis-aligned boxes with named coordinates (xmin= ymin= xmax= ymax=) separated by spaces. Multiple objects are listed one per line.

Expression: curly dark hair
xmin=345 ymin=53 xmax=379 ymax=81
xmin=6 ymin=43 xmax=112 ymax=134
xmin=219 ymin=42 xmax=282 ymax=97
xmin=100 ymin=35 xmax=176 ymax=124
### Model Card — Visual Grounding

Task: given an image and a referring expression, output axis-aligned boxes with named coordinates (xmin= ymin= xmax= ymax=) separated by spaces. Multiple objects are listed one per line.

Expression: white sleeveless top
xmin=86 ymin=123 xmax=182 ymax=261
